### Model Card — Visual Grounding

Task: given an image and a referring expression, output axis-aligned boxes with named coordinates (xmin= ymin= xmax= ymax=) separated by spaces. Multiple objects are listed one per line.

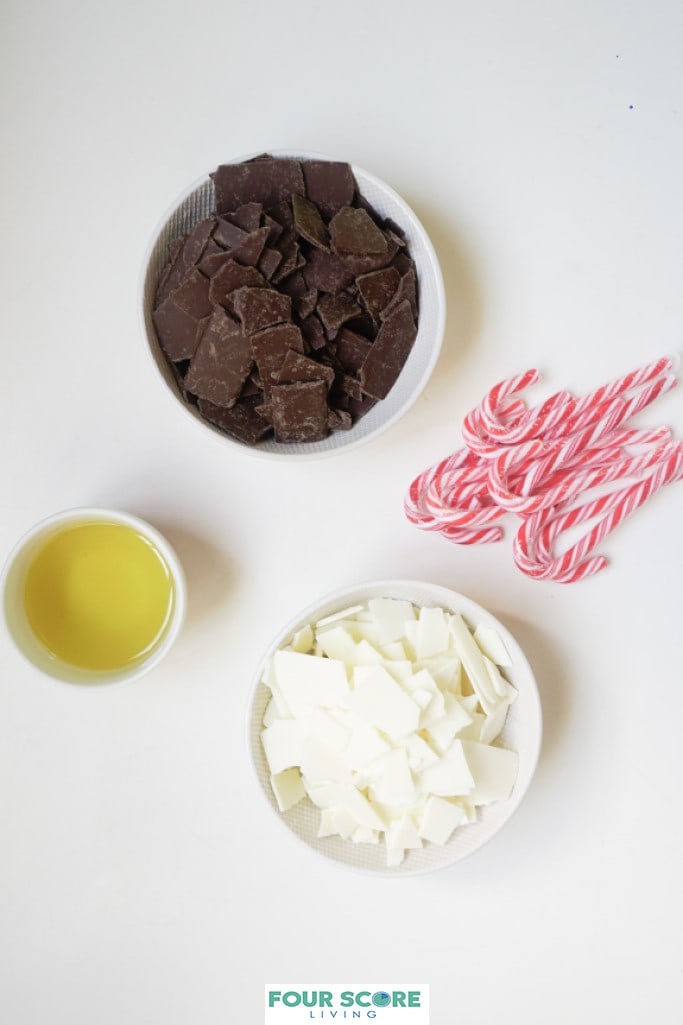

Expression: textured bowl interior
xmin=140 ymin=152 xmax=446 ymax=459
xmin=248 ymin=580 xmax=542 ymax=876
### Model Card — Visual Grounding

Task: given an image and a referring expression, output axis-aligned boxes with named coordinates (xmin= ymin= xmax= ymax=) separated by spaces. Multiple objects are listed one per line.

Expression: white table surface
xmin=2 ymin=2 xmax=682 ymax=1023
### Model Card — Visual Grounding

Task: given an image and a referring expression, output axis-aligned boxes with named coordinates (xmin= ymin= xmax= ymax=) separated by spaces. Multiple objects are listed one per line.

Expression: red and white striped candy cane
xmin=513 ymin=442 xmax=683 ymax=581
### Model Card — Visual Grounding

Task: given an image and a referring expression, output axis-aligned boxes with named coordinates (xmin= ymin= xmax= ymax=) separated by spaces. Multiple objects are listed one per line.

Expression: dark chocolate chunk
xmin=153 ymin=295 xmax=205 ymax=362
xmin=270 ymin=380 xmax=329 ymax=443
xmin=327 ymin=407 xmax=353 ymax=431
xmin=198 ymin=396 xmax=272 ymax=445
xmin=251 ymin=323 xmax=305 ymax=394
xmin=213 ymin=159 xmax=305 ymax=214
xmin=184 ymin=307 xmax=253 ymax=407
xmin=229 ymin=202 xmax=263 ymax=232
xmin=336 ymin=235 xmax=400 ymax=275
xmin=292 ymin=194 xmax=329 ymax=249
xmin=223 ymin=226 xmax=270 ymax=268
xmin=381 ymin=266 xmax=418 ymax=322
xmin=213 ymin=218 xmax=248 ymax=249
xmin=263 ymin=214 xmax=284 ymax=244
xmin=336 ymin=327 xmax=373 ymax=373
xmin=316 ymin=292 xmax=361 ymax=338
xmin=347 ymin=393 xmax=378 ymax=419
xmin=199 ymin=249 xmax=237 ymax=277
xmin=340 ymin=373 xmax=363 ymax=401
xmin=359 ymin=299 xmax=417 ymax=400
xmin=302 ymin=247 xmax=355 ymax=293
xmin=356 ymin=266 xmax=401 ymax=322
xmin=233 ymin=287 xmax=292 ymax=334
xmin=277 ymin=350 xmax=335 ymax=388
xmin=155 ymin=218 xmax=215 ymax=306
xmin=258 ymin=247 xmax=283 ymax=280
xmin=293 ymin=289 xmax=318 ymax=321
xmin=209 ymin=262 xmax=267 ymax=306
xmin=300 ymin=313 xmax=327 ymax=350
xmin=330 ymin=207 xmax=388 ymax=255
xmin=302 ymin=160 xmax=355 ymax=219
xmin=167 ymin=268 xmax=213 ymax=320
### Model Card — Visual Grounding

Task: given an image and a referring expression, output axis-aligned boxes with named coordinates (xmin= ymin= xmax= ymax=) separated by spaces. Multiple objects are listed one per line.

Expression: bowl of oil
xmin=1 ymin=508 xmax=186 ymax=685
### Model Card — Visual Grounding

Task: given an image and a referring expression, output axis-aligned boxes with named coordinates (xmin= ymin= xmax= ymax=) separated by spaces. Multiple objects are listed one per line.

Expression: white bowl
xmin=247 ymin=579 xmax=542 ymax=876
xmin=1 ymin=508 xmax=186 ymax=686
xmin=139 ymin=151 xmax=446 ymax=460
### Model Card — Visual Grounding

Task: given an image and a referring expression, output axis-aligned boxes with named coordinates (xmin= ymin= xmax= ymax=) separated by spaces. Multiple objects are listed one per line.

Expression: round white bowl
xmin=139 ymin=151 xmax=446 ymax=460
xmin=248 ymin=579 xmax=542 ymax=876
xmin=1 ymin=508 xmax=186 ymax=686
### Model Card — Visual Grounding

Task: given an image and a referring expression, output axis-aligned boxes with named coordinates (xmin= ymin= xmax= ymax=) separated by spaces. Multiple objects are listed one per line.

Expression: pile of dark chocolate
xmin=152 ymin=155 xmax=419 ymax=445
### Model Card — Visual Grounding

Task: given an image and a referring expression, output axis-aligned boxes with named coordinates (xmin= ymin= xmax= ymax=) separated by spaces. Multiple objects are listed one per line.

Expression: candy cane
xmin=513 ymin=443 xmax=683 ymax=581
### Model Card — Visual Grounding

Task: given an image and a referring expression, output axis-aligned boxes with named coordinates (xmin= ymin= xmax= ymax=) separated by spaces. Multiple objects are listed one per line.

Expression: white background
xmin=1 ymin=2 xmax=682 ymax=1023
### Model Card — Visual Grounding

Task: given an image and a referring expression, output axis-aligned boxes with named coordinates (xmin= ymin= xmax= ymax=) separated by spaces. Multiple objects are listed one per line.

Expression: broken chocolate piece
xmin=336 ymin=327 xmax=373 ymax=373
xmin=277 ymin=350 xmax=335 ymax=388
xmin=359 ymin=299 xmax=417 ymax=400
xmin=292 ymin=193 xmax=329 ymax=249
xmin=356 ymin=266 xmax=401 ymax=323
xmin=302 ymin=160 xmax=355 ymax=219
xmin=209 ymin=262 xmax=267 ymax=307
xmin=258 ymin=247 xmax=283 ymax=280
xmin=223 ymin=225 xmax=270 ymax=267
xmin=327 ymin=407 xmax=353 ymax=431
xmin=299 ymin=313 xmax=327 ymax=351
xmin=330 ymin=206 xmax=388 ymax=255
xmin=229 ymin=202 xmax=263 ymax=232
xmin=302 ymin=247 xmax=355 ymax=293
xmin=316 ymin=292 xmax=362 ymax=339
xmin=270 ymin=380 xmax=329 ymax=443
xmin=233 ymin=287 xmax=292 ymax=334
xmin=153 ymin=296 xmax=206 ymax=362
xmin=184 ymin=307 xmax=253 ymax=407
xmin=213 ymin=158 xmax=305 ymax=214
xmin=251 ymin=323 xmax=305 ymax=395
xmin=198 ymin=396 xmax=272 ymax=445
xmin=213 ymin=218 xmax=248 ymax=249
xmin=381 ymin=266 xmax=418 ymax=322
xmin=168 ymin=268 xmax=213 ymax=320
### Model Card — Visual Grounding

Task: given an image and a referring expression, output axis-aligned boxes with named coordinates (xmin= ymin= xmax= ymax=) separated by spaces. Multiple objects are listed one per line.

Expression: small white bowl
xmin=1 ymin=508 xmax=186 ymax=686
xmin=247 ymin=579 xmax=542 ymax=876
xmin=139 ymin=151 xmax=446 ymax=460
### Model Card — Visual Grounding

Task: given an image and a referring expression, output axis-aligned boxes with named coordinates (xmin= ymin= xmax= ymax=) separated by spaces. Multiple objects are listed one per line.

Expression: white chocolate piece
xmin=273 ymin=649 xmax=349 ymax=706
xmin=415 ymin=606 xmax=449 ymax=659
xmin=474 ymin=624 xmax=512 ymax=666
xmin=290 ymin=624 xmax=314 ymax=653
xmin=449 ymin=614 xmax=498 ymax=707
xmin=316 ymin=604 xmax=365 ymax=627
xmin=261 ymin=719 xmax=306 ymax=774
xmin=300 ymin=736 xmax=351 ymax=784
xmin=418 ymin=740 xmax=475 ymax=796
xmin=418 ymin=795 xmax=466 ymax=845
xmin=348 ymin=666 xmax=421 ymax=740
xmin=367 ymin=748 xmax=415 ymax=805
xmin=367 ymin=597 xmax=416 ymax=643
xmin=270 ymin=768 xmax=306 ymax=812
xmin=461 ymin=740 xmax=519 ymax=805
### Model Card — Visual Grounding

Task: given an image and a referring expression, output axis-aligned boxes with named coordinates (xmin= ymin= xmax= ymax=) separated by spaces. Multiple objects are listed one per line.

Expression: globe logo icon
xmin=372 ymin=992 xmax=391 ymax=1007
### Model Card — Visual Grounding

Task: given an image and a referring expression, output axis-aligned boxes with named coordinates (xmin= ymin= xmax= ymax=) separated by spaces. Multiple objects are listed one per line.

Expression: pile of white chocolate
xmin=260 ymin=598 xmax=519 ymax=866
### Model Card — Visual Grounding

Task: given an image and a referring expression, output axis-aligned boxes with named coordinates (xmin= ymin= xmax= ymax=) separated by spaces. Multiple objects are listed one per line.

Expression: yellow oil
xmin=23 ymin=521 xmax=174 ymax=671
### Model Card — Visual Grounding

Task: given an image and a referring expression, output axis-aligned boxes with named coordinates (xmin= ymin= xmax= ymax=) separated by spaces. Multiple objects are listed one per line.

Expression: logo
xmin=265 ymin=984 xmax=429 ymax=1024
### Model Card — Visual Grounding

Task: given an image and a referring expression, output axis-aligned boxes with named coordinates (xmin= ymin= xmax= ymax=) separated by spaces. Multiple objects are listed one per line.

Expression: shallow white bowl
xmin=1 ymin=507 xmax=186 ymax=686
xmin=139 ymin=151 xmax=446 ymax=460
xmin=248 ymin=579 xmax=542 ymax=876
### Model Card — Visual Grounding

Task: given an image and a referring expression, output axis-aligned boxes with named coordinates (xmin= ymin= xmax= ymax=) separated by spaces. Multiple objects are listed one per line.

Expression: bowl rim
xmin=246 ymin=578 xmax=543 ymax=877
xmin=1 ymin=506 xmax=187 ymax=687
xmin=138 ymin=150 xmax=447 ymax=462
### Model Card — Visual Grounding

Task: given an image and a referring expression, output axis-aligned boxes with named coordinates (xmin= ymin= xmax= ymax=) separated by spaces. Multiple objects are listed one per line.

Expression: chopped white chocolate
xmin=418 ymin=739 xmax=475 ymax=797
xmin=415 ymin=606 xmax=449 ymax=659
xmin=368 ymin=597 xmax=416 ymax=643
xmin=348 ymin=665 xmax=421 ymax=740
xmin=261 ymin=597 xmax=520 ymax=867
xmin=273 ymin=649 xmax=349 ymax=706
xmin=270 ymin=768 xmax=306 ymax=812
xmin=261 ymin=719 xmax=306 ymax=774
xmin=474 ymin=623 xmax=512 ymax=666
xmin=460 ymin=740 xmax=519 ymax=805
xmin=418 ymin=795 xmax=466 ymax=845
